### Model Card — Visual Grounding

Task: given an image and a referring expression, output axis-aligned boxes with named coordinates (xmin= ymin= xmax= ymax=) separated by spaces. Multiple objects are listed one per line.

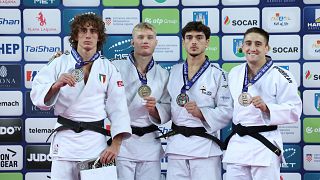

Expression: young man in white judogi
xmin=164 ymin=21 xmax=233 ymax=180
xmin=31 ymin=13 xmax=131 ymax=180
xmin=112 ymin=22 xmax=171 ymax=180
xmin=222 ymin=27 xmax=302 ymax=180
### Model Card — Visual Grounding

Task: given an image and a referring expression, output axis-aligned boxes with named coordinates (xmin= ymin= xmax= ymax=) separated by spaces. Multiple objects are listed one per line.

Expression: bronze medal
xmin=138 ymin=84 xmax=152 ymax=97
xmin=176 ymin=93 xmax=189 ymax=107
xmin=238 ymin=92 xmax=252 ymax=106
xmin=70 ymin=68 xmax=84 ymax=83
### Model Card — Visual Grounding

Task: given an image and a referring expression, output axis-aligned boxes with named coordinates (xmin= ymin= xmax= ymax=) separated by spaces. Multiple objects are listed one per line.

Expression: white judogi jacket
xmin=166 ymin=63 xmax=233 ymax=159
xmin=112 ymin=58 xmax=171 ymax=161
xmin=30 ymin=52 xmax=131 ymax=161
xmin=222 ymin=63 xmax=302 ymax=166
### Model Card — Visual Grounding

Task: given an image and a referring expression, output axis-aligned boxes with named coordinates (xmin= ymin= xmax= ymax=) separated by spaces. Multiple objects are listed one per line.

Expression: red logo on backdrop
xmin=280 ymin=175 xmax=284 ymax=180
xmin=37 ymin=12 xmax=46 ymax=26
xmin=104 ymin=17 xmax=112 ymax=26
xmin=306 ymin=154 xmax=313 ymax=162
xmin=117 ymin=81 xmax=124 ymax=87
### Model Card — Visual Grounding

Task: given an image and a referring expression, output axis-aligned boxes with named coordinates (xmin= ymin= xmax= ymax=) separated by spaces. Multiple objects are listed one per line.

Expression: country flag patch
xmin=99 ymin=74 xmax=106 ymax=83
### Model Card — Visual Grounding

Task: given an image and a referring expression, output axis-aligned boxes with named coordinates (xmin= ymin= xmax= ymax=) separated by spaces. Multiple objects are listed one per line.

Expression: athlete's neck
xmin=77 ymin=48 xmax=97 ymax=62
xmin=187 ymin=53 xmax=206 ymax=69
xmin=134 ymin=52 xmax=153 ymax=74
xmin=247 ymin=57 xmax=267 ymax=76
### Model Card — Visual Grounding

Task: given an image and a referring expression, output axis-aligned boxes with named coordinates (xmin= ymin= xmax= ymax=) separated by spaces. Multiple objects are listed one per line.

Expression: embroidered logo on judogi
xmin=117 ymin=80 xmax=124 ymax=87
xmin=200 ymin=85 xmax=212 ymax=96
xmin=99 ymin=74 xmax=106 ymax=83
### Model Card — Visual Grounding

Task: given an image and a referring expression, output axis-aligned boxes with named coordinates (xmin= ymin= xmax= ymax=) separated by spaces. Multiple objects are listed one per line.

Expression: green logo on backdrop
xmin=102 ymin=0 xmax=139 ymax=6
xmin=182 ymin=36 xmax=220 ymax=61
xmin=142 ymin=9 xmax=179 ymax=34
xmin=155 ymin=0 xmax=167 ymax=2
xmin=304 ymin=118 xmax=320 ymax=143
xmin=222 ymin=63 xmax=241 ymax=72
xmin=0 ymin=173 xmax=22 ymax=180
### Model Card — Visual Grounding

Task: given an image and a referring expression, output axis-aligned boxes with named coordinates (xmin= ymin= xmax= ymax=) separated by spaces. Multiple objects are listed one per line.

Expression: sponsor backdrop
xmin=0 ymin=0 xmax=319 ymax=179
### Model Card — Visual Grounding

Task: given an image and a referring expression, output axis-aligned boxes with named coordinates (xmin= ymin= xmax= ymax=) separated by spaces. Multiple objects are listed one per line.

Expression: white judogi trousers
xmin=116 ymin=160 xmax=161 ymax=180
xmin=166 ymin=156 xmax=222 ymax=180
xmin=51 ymin=160 xmax=80 ymax=180
xmin=225 ymin=154 xmax=280 ymax=180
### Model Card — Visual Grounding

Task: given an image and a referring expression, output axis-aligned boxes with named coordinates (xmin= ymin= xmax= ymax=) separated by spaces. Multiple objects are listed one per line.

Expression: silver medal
xmin=138 ymin=84 xmax=152 ymax=98
xmin=70 ymin=68 xmax=84 ymax=83
xmin=238 ymin=92 xmax=252 ymax=106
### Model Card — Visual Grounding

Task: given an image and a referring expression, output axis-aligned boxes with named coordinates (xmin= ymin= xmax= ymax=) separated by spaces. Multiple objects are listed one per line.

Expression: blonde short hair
xmin=132 ymin=22 xmax=157 ymax=37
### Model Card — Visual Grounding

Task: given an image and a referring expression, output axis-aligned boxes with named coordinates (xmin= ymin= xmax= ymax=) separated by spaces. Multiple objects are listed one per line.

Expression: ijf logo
xmin=304 ymin=6 xmax=320 ymax=32
xmin=103 ymin=36 xmax=133 ymax=59
xmin=193 ymin=11 xmax=208 ymax=26
xmin=233 ymin=39 xmax=244 ymax=58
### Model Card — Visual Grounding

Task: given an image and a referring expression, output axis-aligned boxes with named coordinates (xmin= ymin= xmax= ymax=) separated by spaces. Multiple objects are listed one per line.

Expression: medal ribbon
xmin=180 ymin=57 xmax=210 ymax=94
xmin=71 ymin=48 xmax=100 ymax=69
xmin=129 ymin=52 xmax=154 ymax=85
xmin=242 ymin=59 xmax=273 ymax=93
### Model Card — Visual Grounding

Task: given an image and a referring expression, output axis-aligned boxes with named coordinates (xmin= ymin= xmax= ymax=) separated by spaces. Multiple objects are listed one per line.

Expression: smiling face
xmin=183 ymin=31 xmax=209 ymax=57
xmin=132 ymin=28 xmax=157 ymax=57
xmin=242 ymin=32 xmax=269 ymax=66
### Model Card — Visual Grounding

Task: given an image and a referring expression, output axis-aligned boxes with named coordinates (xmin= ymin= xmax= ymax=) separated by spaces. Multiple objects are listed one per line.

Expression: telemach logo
xmin=0 ymin=101 xmax=19 ymax=106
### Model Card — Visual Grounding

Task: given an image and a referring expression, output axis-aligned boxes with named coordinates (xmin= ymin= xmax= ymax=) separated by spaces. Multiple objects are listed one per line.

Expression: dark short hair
xmin=69 ymin=13 xmax=106 ymax=51
xmin=181 ymin=21 xmax=211 ymax=40
xmin=244 ymin=27 xmax=269 ymax=45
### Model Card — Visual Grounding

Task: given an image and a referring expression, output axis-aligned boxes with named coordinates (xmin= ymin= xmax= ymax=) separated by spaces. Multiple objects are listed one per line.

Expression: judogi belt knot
xmin=223 ymin=123 xmax=281 ymax=156
xmin=156 ymin=123 xmax=225 ymax=150
xmin=46 ymin=116 xmax=111 ymax=144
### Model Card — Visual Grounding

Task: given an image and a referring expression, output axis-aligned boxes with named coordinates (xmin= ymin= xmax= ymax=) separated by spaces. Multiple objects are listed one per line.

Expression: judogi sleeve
xmin=105 ymin=63 xmax=132 ymax=139
xmin=150 ymin=72 xmax=171 ymax=125
xmin=200 ymin=71 xmax=233 ymax=133
xmin=30 ymin=58 xmax=61 ymax=110
xmin=265 ymin=69 xmax=302 ymax=125
xmin=201 ymin=71 xmax=233 ymax=133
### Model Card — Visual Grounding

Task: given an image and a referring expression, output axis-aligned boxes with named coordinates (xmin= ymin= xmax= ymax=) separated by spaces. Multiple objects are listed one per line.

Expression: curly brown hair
xmin=69 ymin=13 xmax=106 ymax=51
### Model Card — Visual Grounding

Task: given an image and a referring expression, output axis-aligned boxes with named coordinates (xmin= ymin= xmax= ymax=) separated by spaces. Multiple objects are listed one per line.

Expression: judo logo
xmin=315 ymin=93 xmax=320 ymax=112
xmin=37 ymin=12 xmax=46 ymax=26
xmin=233 ymin=39 xmax=245 ymax=58
xmin=99 ymin=74 xmax=106 ymax=84
xmin=200 ymin=85 xmax=212 ymax=96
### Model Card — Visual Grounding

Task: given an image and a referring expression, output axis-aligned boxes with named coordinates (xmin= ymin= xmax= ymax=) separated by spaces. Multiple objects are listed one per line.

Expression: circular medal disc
xmin=70 ymin=68 xmax=84 ymax=83
xmin=176 ymin=93 xmax=189 ymax=107
xmin=238 ymin=92 xmax=252 ymax=107
xmin=138 ymin=84 xmax=152 ymax=98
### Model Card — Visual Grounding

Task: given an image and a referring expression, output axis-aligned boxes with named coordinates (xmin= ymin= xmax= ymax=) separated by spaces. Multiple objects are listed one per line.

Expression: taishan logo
xmin=36 ymin=12 xmax=46 ymax=26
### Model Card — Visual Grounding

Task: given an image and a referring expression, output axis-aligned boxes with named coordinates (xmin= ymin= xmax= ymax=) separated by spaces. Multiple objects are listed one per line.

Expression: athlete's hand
xmin=144 ymin=96 xmax=160 ymax=120
xmin=185 ymin=101 xmax=205 ymax=120
xmin=52 ymin=73 xmax=76 ymax=89
xmin=251 ymin=96 xmax=270 ymax=113
xmin=100 ymin=134 xmax=123 ymax=164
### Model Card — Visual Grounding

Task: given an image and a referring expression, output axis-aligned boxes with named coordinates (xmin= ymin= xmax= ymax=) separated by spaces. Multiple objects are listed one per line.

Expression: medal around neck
xmin=176 ymin=93 xmax=189 ymax=107
xmin=238 ymin=92 xmax=252 ymax=106
xmin=70 ymin=68 xmax=84 ymax=83
xmin=138 ymin=84 xmax=152 ymax=98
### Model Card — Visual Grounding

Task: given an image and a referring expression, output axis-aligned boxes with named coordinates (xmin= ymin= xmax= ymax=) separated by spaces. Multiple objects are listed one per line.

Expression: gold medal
xmin=138 ymin=84 xmax=152 ymax=97
xmin=70 ymin=68 xmax=84 ymax=83
xmin=238 ymin=92 xmax=252 ymax=106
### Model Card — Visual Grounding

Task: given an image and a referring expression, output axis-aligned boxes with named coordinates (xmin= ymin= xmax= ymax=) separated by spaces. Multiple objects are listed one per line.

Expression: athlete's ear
xmin=131 ymin=40 xmax=134 ymax=46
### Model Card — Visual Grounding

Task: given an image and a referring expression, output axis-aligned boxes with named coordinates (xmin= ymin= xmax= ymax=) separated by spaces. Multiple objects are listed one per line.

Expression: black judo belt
xmin=223 ymin=123 xmax=281 ymax=156
xmin=131 ymin=124 xmax=159 ymax=136
xmin=156 ymin=123 xmax=225 ymax=150
xmin=46 ymin=116 xmax=111 ymax=143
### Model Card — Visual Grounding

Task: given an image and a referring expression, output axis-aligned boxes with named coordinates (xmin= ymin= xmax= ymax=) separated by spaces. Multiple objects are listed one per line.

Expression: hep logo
xmin=224 ymin=16 xmax=230 ymax=25
xmin=37 ymin=12 xmax=46 ymax=26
